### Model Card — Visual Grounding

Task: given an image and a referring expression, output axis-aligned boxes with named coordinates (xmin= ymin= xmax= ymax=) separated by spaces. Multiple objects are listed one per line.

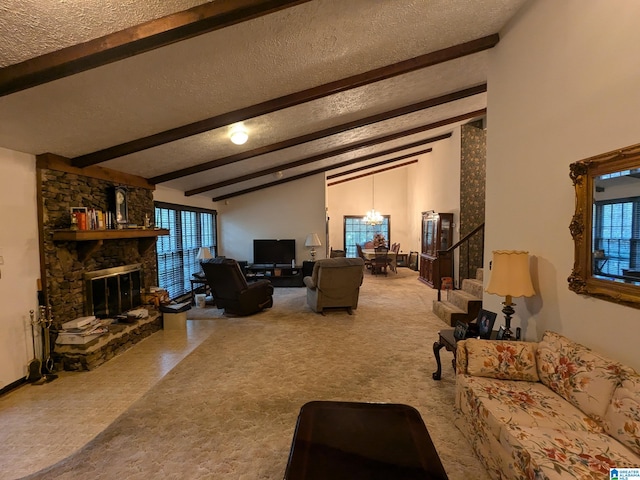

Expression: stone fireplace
xmin=38 ymin=157 xmax=157 ymax=323
xmin=37 ymin=155 xmax=164 ymax=370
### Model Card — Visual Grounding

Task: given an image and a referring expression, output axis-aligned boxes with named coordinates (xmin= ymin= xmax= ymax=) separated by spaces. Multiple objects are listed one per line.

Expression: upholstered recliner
xmin=303 ymin=257 xmax=365 ymax=314
xmin=201 ymin=258 xmax=273 ymax=316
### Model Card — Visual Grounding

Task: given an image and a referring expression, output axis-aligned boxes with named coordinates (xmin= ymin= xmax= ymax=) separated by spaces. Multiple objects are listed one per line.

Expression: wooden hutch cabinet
xmin=419 ymin=212 xmax=454 ymax=288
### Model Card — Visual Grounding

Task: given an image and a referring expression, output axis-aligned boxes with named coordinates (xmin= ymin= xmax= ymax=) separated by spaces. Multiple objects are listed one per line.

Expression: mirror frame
xmin=568 ymin=142 xmax=640 ymax=308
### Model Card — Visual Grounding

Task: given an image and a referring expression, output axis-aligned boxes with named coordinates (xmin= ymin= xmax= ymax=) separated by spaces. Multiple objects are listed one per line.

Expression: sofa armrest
xmin=460 ymin=339 xmax=540 ymax=382
xmin=303 ymin=276 xmax=316 ymax=289
xmin=456 ymin=339 xmax=470 ymax=374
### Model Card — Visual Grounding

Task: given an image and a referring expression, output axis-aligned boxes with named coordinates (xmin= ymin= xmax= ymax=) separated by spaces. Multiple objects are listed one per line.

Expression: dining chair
xmin=371 ymin=246 xmax=390 ymax=276
xmin=388 ymin=242 xmax=400 ymax=273
xmin=356 ymin=243 xmax=372 ymax=270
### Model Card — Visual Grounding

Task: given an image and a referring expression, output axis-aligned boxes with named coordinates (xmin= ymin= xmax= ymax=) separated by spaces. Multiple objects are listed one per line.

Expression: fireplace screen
xmin=84 ymin=264 xmax=142 ymax=317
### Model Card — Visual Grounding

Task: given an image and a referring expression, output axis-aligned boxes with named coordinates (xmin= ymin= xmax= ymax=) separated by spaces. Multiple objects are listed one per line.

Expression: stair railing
xmin=436 ymin=222 xmax=485 ymax=301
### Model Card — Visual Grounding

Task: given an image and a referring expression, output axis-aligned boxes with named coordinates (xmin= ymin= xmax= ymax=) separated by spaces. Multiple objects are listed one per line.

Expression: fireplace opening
xmin=84 ymin=264 xmax=143 ymax=318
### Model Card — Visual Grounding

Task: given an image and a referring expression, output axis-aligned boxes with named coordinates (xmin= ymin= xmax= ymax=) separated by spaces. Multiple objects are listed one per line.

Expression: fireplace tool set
xmin=26 ymin=305 xmax=58 ymax=385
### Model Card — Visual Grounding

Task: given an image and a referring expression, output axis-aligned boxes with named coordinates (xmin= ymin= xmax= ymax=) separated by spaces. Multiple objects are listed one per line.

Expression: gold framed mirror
xmin=569 ymin=142 xmax=640 ymax=308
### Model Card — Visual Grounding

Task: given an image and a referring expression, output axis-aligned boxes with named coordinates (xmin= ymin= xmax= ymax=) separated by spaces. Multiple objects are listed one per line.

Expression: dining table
xmin=362 ymin=248 xmax=398 ymax=272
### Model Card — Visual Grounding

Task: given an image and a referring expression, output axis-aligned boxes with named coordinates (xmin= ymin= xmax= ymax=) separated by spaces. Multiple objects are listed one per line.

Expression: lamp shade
xmin=305 ymin=233 xmax=322 ymax=248
xmin=196 ymin=247 xmax=213 ymax=260
xmin=486 ymin=250 xmax=535 ymax=298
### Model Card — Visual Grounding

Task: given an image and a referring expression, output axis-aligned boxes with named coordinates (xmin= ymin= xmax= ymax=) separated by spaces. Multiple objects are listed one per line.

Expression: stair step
xmin=461 ymin=278 xmax=483 ymax=299
xmin=448 ymin=289 xmax=482 ymax=311
xmin=432 ymin=300 xmax=471 ymax=327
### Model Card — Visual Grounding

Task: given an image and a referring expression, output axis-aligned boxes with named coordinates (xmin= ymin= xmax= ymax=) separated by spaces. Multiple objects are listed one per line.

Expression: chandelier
xmin=363 ymin=209 xmax=383 ymax=226
xmin=363 ymin=175 xmax=383 ymax=226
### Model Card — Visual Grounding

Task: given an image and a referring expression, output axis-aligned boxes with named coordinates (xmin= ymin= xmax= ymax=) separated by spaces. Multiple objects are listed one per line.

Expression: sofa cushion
xmin=536 ymin=331 xmax=622 ymax=425
xmin=456 ymin=375 xmax=603 ymax=444
xmin=466 ymin=339 xmax=539 ymax=381
xmin=501 ymin=425 xmax=640 ymax=479
xmin=604 ymin=366 xmax=640 ymax=457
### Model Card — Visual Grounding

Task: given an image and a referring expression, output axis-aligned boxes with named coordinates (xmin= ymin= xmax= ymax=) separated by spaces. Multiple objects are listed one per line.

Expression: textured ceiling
xmin=0 ymin=0 xmax=212 ymax=66
xmin=0 ymin=0 xmax=528 ymax=200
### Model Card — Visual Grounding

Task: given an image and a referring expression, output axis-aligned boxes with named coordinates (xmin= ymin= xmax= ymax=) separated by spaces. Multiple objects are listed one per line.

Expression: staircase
xmin=433 ymin=268 xmax=483 ymax=326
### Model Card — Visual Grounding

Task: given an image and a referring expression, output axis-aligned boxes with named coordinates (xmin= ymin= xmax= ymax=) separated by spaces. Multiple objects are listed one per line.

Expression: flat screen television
xmin=253 ymin=239 xmax=296 ymax=265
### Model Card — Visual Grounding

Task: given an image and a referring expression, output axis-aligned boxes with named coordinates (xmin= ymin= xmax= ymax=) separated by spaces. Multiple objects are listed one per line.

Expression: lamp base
xmin=310 ymin=248 xmax=316 ymax=261
xmin=501 ymin=301 xmax=515 ymax=340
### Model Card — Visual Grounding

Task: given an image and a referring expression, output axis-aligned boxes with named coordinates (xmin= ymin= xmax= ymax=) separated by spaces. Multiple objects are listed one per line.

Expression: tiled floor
xmin=0 ymin=320 xmax=217 ymax=480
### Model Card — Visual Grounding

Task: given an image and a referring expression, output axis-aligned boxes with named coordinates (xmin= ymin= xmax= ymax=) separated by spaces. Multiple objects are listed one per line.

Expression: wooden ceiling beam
xmin=211 ymin=146 xmax=433 ymax=202
xmin=186 ymin=128 xmax=453 ymax=196
xmin=156 ymin=86 xmax=486 ymax=185
xmin=72 ymin=34 xmax=499 ymax=167
xmin=327 ymin=159 xmax=420 ymax=187
xmin=0 ymin=0 xmax=311 ymax=97
xmin=208 ymin=109 xmax=485 ymax=201
xmin=327 ymin=155 xmax=428 ymax=181
xmin=189 ymin=108 xmax=484 ymax=195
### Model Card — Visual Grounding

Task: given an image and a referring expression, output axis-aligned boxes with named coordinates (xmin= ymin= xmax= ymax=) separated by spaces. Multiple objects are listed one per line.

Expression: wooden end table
xmin=432 ymin=329 xmax=457 ymax=380
xmin=284 ymin=400 xmax=448 ymax=479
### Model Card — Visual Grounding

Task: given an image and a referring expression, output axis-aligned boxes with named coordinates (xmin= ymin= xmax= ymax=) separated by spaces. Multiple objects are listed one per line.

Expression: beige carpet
xmin=23 ymin=269 xmax=489 ymax=480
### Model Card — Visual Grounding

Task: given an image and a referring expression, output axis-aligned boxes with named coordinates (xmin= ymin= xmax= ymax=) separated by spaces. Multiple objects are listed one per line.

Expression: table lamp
xmin=485 ymin=250 xmax=535 ymax=340
xmin=305 ymin=233 xmax=322 ymax=260
xmin=196 ymin=247 xmax=213 ymax=273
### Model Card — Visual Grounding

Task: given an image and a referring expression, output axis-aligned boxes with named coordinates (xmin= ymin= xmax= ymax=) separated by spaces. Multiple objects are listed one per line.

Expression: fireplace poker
xmin=26 ymin=310 xmax=43 ymax=383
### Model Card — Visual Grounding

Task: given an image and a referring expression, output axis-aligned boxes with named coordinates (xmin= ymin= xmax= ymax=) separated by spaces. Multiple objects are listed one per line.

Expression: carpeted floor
xmin=22 ymin=268 xmax=489 ymax=480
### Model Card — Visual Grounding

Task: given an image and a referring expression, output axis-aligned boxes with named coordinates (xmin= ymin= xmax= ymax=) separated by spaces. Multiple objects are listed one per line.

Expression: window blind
xmin=593 ymin=197 xmax=640 ymax=276
xmin=155 ymin=202 xmax=217 ymax=299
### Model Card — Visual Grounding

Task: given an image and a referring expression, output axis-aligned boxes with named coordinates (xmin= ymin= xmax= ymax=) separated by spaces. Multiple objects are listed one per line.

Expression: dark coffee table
xmin=284 ymin=401 xmax=448 ymax=480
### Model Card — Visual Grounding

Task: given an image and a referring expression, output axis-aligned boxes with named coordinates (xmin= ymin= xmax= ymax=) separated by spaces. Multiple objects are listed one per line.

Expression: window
xmin=343 ymin=215 xmax=390 ymax=257
xmin=593 ymin=197 xmax=640 ymax=278
xmin=155 ymin=202 xmax=217 ymax=299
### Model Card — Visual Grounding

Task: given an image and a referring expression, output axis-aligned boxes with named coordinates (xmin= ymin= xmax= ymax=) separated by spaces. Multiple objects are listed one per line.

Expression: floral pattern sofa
xmin=454 ymin=331 xmax=640 ymax=479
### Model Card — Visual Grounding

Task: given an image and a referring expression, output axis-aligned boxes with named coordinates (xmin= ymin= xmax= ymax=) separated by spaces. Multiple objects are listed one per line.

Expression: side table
xmin=432 ymin=329 xmax=457 ymax=380
xmin=432 ymin=328 xmax=500 ymax=380
xmin=190 ymin=277 xmax=210 ymax=305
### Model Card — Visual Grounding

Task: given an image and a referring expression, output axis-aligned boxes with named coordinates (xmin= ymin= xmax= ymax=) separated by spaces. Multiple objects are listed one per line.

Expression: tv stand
xmin=246 ymin=264 xmax=303 ymax=287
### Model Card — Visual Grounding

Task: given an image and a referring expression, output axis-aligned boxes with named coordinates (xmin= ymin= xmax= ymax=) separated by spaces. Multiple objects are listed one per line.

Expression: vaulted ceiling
xmin=0 ymin=0 xmax=528 ymax=201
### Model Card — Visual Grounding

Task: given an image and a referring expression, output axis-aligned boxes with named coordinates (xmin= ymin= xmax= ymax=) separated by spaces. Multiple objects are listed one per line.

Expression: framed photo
xmin=453 ymin=320 xmax=469 ymax=340
xmin=70 ymin=206 xmax=87 ymax=215
xmin=70 ymin=207 xmax=88 ymax=230
xmin=496 ymin=325 xmax=506 ymax=340
xmin=476 ymin=309 xmax=497 ymax=339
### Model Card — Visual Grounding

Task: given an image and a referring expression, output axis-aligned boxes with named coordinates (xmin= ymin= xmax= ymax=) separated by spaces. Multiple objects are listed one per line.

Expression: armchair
xmin=303 ymin=257 xmax=365 ymax=314
xmin=201 ymin=258 xmax=274 ymax=316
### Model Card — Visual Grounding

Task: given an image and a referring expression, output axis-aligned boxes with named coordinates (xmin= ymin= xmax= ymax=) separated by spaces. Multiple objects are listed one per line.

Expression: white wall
xmin=327 ymin=167 xmax=410 ymax=251
xmin=328 ymin=134 xmax=462 ymax=256
xmin=485 ymin=0 xmax=640 ymax=370
xmin=0 ymin=148 xmax=41 ymax=389
xmin=408 ymin=131 xmax=462 ymax=251
xmin=215 ymin=175 xmax=327 ymax=263
xmin=154 ymin=185 xmax=219 ymax=211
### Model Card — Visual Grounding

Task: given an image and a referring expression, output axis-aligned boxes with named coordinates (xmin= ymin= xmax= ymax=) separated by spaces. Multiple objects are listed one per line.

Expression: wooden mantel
xmin=52 ymin=229 xmax=169 ymax=261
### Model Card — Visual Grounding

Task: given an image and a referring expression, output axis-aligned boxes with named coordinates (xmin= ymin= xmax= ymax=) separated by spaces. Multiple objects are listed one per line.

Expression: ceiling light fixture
xmin=229 ymin=124 xmax=248 ymax=145
xmin=363 ymin=174 xmax=383 ymax=226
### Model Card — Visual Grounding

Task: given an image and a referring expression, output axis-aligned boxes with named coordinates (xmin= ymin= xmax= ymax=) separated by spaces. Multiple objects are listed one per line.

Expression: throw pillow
xmin=466 ymin=339 xmax=539 ymax=381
